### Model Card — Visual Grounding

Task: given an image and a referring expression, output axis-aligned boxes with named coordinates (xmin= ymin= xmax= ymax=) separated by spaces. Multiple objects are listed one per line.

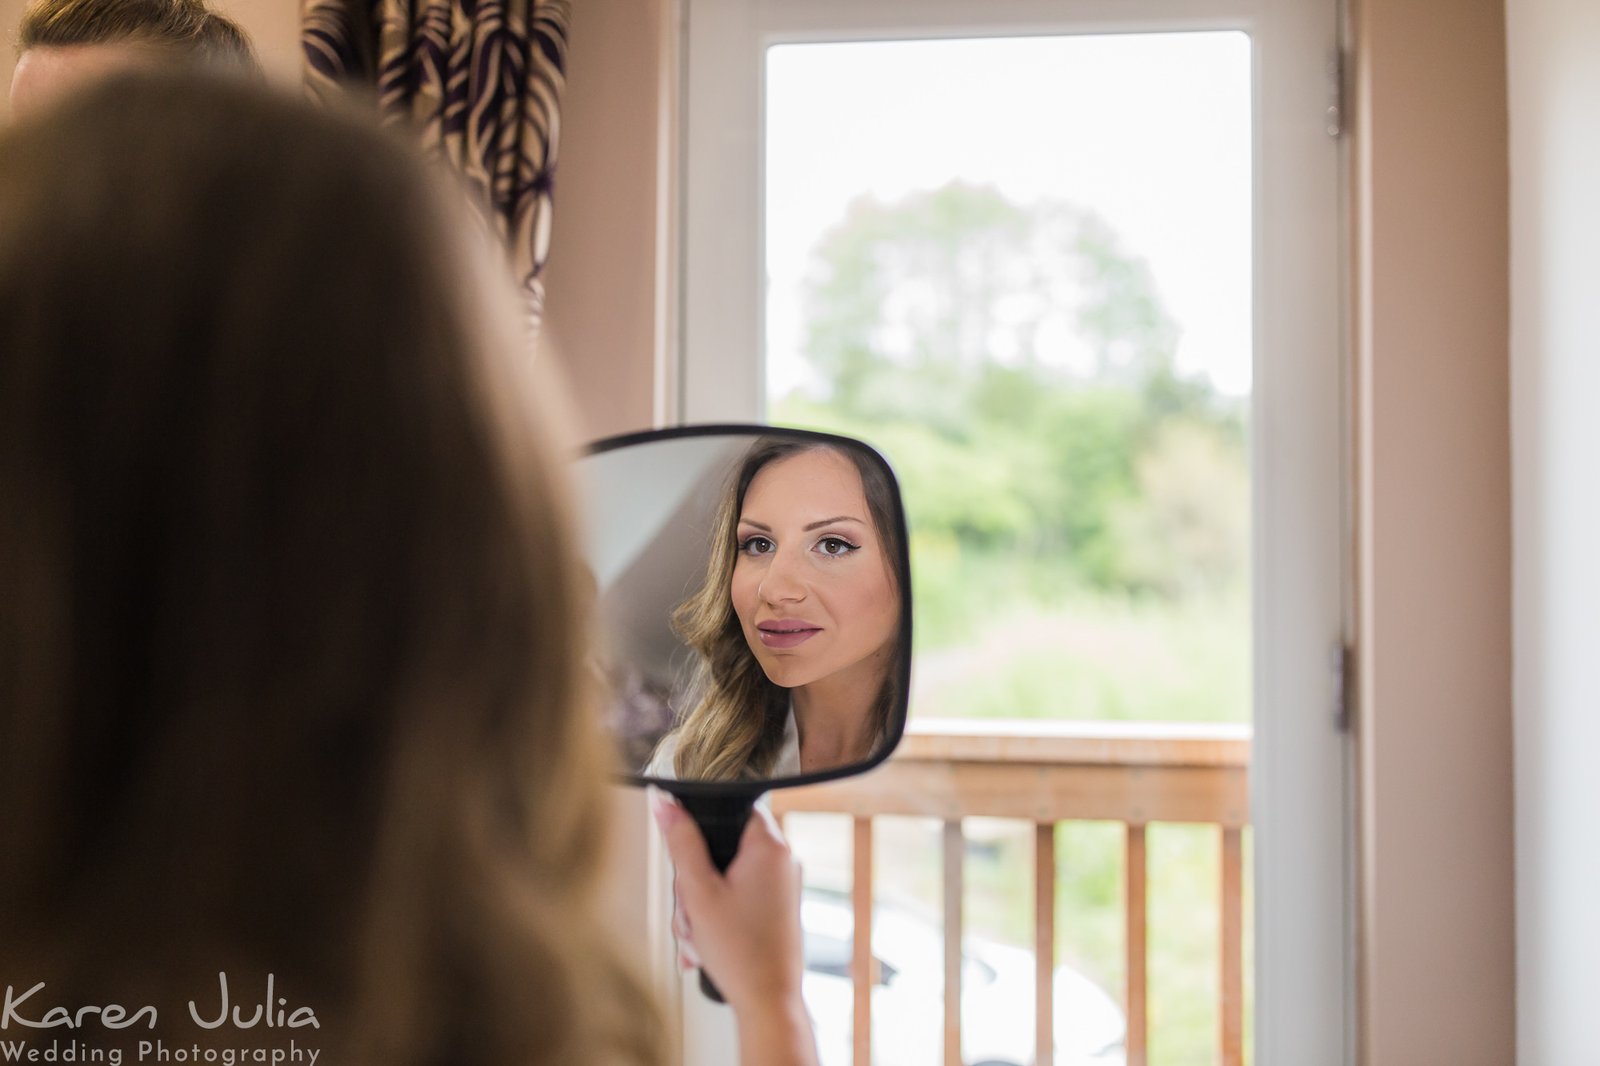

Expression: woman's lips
xmin=757 ymin=621 xmax=821 ymax=649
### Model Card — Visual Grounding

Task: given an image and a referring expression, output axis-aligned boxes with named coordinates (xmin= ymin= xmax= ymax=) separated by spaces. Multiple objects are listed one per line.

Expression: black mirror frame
xmin=582 ymin=423 xmax=913 ymax=798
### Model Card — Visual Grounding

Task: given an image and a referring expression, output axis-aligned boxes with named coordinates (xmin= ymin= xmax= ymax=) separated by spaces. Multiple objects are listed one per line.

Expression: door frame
xmin=675 ymin=1 xmax=1354 ymax=1058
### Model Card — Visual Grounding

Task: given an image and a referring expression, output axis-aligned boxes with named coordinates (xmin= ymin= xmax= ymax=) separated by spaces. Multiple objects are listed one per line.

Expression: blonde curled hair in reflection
xmin=669 ymin=438 xmax=904 ymax=782
xmin=0 ymin=73 xmax=661 ymax=1066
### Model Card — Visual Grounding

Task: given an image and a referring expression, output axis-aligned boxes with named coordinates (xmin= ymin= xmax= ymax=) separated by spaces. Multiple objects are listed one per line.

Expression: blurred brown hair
xmin=16 ymin=0 xmax=259 ymax=72
xmin=0 ymin=72 xmax=660 ymax=1065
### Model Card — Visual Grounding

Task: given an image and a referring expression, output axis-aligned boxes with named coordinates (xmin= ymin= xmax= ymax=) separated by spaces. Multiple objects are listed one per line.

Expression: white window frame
xmin=675 ymin=0 xmax=1353 ymax=1060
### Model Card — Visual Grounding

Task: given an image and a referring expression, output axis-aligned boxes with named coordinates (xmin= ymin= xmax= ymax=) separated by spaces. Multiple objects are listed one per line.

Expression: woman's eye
xmin=816 ymin=536 xmax=859 ymax=557
xmin=739 ymin=535 xmax=775 ymax=555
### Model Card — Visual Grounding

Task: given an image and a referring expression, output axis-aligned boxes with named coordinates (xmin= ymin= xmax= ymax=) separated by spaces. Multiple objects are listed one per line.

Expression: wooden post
xmin=1126 ymin=823 xmax=1148 ymax=1066
xmin=1220 ymin=826 xmax=1245 ymax=1066
xmin=943 ymin=819 xmax=964 ymax=1066
xmin=1035 ymin=823 xmax=1057 ymax=1066
xmin=852 ymin=816 xmax=873 ymax=1066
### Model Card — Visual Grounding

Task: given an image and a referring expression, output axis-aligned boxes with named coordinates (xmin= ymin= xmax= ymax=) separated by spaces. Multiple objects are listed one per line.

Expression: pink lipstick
xmin=757 ymin=620 xmax=821 ymax=649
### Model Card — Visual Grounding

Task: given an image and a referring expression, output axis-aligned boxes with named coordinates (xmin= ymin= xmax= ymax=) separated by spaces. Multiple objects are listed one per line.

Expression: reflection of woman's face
xmin=731 ymin=448 xmax=899 ymax=691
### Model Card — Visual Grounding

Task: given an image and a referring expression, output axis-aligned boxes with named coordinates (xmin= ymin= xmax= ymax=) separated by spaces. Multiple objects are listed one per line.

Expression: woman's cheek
xmin=729 ymin=567 xmax=760 ymax=616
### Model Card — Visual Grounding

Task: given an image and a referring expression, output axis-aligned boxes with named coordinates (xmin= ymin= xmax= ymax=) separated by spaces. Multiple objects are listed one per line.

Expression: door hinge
xmin=1333 ymin=642 xmax=1355 ymax=732
xmin=1326 ymin=47 xmax=1348 ymax=138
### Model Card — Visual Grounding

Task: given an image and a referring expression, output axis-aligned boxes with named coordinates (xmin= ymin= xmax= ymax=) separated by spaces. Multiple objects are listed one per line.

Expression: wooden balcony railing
xmin=770 ymin=719 xmax=1251 ymax=1066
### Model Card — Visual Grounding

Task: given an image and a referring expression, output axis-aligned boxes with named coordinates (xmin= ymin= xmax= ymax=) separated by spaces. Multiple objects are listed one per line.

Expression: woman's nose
xmin=758 ymin=550 xmax=807 ymax=604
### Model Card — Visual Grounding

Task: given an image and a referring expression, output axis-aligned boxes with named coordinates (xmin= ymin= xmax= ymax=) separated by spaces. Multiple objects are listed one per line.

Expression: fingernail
xmin=648 ymin=785 xmax=682 ymax=828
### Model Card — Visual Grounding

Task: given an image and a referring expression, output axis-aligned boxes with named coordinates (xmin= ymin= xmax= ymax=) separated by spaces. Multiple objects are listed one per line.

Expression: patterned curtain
xmin=302 ymin=0 xmax=571 ymax=330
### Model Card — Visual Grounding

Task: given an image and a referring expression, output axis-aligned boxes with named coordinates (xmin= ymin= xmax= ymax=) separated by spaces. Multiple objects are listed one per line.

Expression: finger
xmin=731 ymin=802 xmax=792 ymax=871
xmin=671 ymin=876 xmax=691 ymax=930
xmin=670 ymin=906 xmax=699 ymax=969
xmin=750 ymin=801 xmax=784 ymax=837
xmin=650 ymin=787 xmax=717 ymax=885
xmin=652 ymin=789 xmax=728 ymax=922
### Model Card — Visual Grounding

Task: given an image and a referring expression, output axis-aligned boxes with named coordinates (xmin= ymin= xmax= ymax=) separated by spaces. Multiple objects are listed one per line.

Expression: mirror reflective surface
xmin=577 ymin=427 xmax=912 ymax=787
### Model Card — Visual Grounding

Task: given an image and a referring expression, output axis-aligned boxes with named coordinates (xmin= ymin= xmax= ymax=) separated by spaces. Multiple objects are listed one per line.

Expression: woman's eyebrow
xmin=737 ymin=515 xmax=865 ymax=532
xmin=803 ymin=515 xmax=865 ymax=532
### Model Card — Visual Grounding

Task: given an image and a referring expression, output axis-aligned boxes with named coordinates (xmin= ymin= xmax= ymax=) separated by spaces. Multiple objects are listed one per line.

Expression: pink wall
xmin=216 ymin=0 xmax=300 ymax=79
xmin=1353 ymin=0 xmax=1516 ymax=1061
xmin=540 ymin=0 xmax=669 ymax=441
xmin=539 ymin=0 xmax=671 ymax=973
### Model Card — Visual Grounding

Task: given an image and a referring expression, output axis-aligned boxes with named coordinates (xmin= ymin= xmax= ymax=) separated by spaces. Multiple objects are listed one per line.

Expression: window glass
xmin=766 ymin=33 xmax=1253 ymax=729
xmin=766 ymin=34 xmax=1256 ymax=1064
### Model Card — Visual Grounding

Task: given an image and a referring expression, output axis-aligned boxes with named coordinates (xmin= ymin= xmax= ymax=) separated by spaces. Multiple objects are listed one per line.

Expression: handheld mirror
xmin=577 ymin=424 xmax=913 ymax=792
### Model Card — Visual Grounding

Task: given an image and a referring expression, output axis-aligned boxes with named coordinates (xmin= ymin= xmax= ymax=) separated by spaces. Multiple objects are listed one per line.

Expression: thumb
xmin=727 ymin=803 xmax=799 ymax=893
xmin=650 ymin=787 xmax=719 ymax=888
xmin=737 ymin=801 xmax=787 ymax=858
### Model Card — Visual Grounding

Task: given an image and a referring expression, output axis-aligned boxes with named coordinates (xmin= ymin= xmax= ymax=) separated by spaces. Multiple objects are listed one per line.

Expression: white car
xmin=801 ymin=887 xmax=1127 ymax=1066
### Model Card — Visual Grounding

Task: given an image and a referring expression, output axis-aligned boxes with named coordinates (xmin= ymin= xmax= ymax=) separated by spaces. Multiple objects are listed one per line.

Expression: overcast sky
xmin=764 ymin=31 xmax=1253 ymax=399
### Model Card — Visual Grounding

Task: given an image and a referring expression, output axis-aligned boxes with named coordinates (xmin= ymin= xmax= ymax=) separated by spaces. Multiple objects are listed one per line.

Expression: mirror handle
xmin=674 ymin=790 xmax=763 ymax=1004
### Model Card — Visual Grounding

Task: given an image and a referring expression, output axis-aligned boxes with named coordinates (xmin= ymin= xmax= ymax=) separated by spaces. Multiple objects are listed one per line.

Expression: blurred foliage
xmin=1109 ymin=419 xmax=1250 ymax=601
xmin=774 ymin=181 xmax=1249 ymax=623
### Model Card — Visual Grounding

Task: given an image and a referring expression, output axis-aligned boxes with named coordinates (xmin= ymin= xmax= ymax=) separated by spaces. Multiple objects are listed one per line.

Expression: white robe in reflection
xmin=644 ymin=705 xmax=800 ymax=781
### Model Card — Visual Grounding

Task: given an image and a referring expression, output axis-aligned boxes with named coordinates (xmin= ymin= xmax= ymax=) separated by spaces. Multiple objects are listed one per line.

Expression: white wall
xmin=1508 ymin=0 xmax=1600 ymax=1061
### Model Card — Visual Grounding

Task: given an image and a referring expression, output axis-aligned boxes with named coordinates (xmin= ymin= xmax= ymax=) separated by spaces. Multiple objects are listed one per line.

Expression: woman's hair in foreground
xmin=668 ymin=437 xmax=906 ymax=781
xmin=18 ymin=0 xmax=260 ymax=73
xmin=0 ymin=74 xmax=660 ymax=1065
